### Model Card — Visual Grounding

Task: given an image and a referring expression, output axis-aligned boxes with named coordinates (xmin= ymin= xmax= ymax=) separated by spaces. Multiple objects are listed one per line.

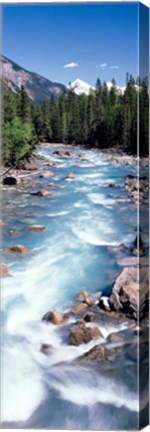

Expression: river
xmin=1 ymin=145 xmax=143 ymax=429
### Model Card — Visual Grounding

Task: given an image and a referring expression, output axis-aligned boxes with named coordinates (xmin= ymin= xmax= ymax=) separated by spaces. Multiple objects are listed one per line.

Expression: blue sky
xmin=2 ymin=3 xmax=139 ymax=86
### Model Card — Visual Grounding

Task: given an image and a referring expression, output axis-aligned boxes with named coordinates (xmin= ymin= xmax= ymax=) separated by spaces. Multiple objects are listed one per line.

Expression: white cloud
xmin=64 ymin=62 xmax=78 ymax=68
xmin=110 ymin=65 xmax=120 ymax=69
xmin=96 ymin=63 xmax=107 ymax=69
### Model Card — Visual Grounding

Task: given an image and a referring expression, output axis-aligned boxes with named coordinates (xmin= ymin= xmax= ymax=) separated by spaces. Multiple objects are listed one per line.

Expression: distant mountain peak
xmin=68 ymin=78 xmax=94 ymax=95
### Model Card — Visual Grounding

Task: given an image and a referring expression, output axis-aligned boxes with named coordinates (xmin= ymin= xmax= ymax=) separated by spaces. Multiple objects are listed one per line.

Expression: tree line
xmin=3 ymin=74 xmax=149 ymax=167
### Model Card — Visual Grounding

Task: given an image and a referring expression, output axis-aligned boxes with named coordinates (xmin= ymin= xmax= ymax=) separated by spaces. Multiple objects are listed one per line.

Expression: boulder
xmin=25 ymin=225 xmax=46 ymax=231
xmin=109 ymin=267 xmax=149 ymax=319
xmin=3 ymin=176 xmax=17 ymax=186
xmin=42 ymin=310 xmax=69 ymax=325
xmin=31 ymin=190 xmax=54 ymax=198
xmin=0 ymin=262 xmax=9 ymax=277
xmin=69 ymin=322 xmax=103 ymax=346
xmin=78 ymin=344 xmax=111 ymax=362
xmin=4 ymin=244 xmax=30 ymax=254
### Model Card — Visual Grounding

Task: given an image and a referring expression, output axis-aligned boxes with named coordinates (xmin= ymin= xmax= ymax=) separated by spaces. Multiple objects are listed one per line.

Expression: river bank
xmin=1 ymin=143 xmax=149 ymax=430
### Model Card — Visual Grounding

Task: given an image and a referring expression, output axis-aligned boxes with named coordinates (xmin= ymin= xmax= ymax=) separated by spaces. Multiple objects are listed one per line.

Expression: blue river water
xmin=1 ymin=145 xmax=141 ymax=429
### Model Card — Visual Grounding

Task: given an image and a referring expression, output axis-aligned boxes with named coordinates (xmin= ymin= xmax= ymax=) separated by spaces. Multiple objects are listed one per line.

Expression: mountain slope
xmin=1 ymin=55 xmax=67 ymax=104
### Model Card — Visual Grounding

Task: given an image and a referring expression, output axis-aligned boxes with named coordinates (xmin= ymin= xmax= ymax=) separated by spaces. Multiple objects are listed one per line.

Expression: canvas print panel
xmin=0 ymin=2 xmax=149 ymax=430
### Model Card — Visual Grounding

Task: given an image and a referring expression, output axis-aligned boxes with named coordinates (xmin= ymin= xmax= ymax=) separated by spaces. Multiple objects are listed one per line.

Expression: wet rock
xmin=40 ymin=343 xmax=53 ymax=355
xmin=83 ymin=312 xmax=96 ymax=322
xmin=0 ymin=262 xmax=9 ymax=277
xmin=31 ymin=190 xmax=54 ymax=198
xmin=42 ymin=310 xmax=69 ymax=325
xmin=39 ymin=171 xmax=54 ymax=178
xmin=3 ymin=176 xmax=17 ymax=186
xmin=77 ymin=290 xmax=88 ymax=302
xmin=44 ymin=161 xmax=56 ymax=167
xmin=0 ymin=219 xmax=5 ymax=227
xmin=4 ymin=244 xmax=30 ymax=254
xmin=69 ymin=322 xmax=103 ymax=346
xmin=78 ymin=344 xmax=111 ymax=362
xmin=25 ymin=225 xmax=46 ymax=231
xmin=71 ymin=302 xmax=88 ymax=315
xmin=53 ymin=150 xmax=72 ymax=158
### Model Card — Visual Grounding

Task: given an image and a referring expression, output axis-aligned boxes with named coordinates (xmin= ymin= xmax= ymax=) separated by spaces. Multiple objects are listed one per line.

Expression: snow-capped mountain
xmin=106 ymin=81 xmax=126 ymax=95
xmin=68 ymin=79 xmax=95 ymax=95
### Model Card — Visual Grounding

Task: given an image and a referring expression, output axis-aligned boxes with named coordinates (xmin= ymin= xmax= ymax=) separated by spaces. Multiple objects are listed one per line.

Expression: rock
xmin=77 ymin=290 xmax=88 ymax=302
xmin=108 ymin=183 xmax=117 ymax=188
xmin=42 ymin=310 xmax=69 ymax=325
xmin=3 ymin=176 xmax=17 ymax=186
xmin=109 ymin=267 xmax=149 ymax=319
xmin=107 ymin=332 xmax=124 ymax=345
xmin=0 ymin=220 xmax=5 ymax=227
xmin=4 ymin=244 xmax=30 ymax=254
xmin=0 ymin=262 xmax=9 ymax=277
xmin=40 ymin=343 xmax=53 ymax=355
xmin=125 ymin=175 xmax=148 ymax=205
xmin=117 ymin=257 xmax=148 ymax=267
xmin=44 ymin=161 xmax=55 ymax=167
xmin=99 ymin=296 xmax=111 ymax=312
xmin=53 ymin=150 xmax=72 ymax=158
xmin=64 ymin=172 xmax=75 ymax=180
xmin=25 ymin=225 xmax=46 ymax=231
xmin=83 ymin=312 xmax=96 ymax=322
xmin=69 ymin=323 xmax=103 ymax=346
xmin=39 ymin=171 xmax=54 ymax=178
xmin=71 ymin=302 xmax=88 ymax=315
xmin=31 ymin=190 xmax=54 ymax=198
xmin=78 ymin=344 xmax=111 ymax=362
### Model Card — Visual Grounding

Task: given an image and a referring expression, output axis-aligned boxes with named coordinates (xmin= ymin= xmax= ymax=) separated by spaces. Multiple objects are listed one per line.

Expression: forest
xmin=3 ymin=74 xmax=149 ymax=168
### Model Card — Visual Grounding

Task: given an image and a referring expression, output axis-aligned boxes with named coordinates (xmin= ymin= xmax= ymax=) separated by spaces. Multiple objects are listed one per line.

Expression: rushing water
xmin=1 ymin=145 xmax=141 ymax=429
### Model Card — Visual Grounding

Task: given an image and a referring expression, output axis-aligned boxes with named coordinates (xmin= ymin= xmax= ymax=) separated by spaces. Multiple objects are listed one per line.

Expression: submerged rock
xmin=40 ymin=343 xmax=53 ymax=355
xmin=69 ymin=322 xmax=103 ymax=346
xmin=0 ymin=219 xmax=5 ymax=227
xmin=31 ymin=190 xmax=54 ymax=198
xmin=0 ymin=262 xmax=9 ymax=277
xmin=4 ymin=244 xmax=30 ymax=254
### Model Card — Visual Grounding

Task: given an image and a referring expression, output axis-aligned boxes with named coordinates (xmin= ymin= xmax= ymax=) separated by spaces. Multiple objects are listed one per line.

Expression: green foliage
xmin=3 ymin=75 xmax=149 ymax=168
xmin=3 ymin=117 xmax=33 ymax=167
